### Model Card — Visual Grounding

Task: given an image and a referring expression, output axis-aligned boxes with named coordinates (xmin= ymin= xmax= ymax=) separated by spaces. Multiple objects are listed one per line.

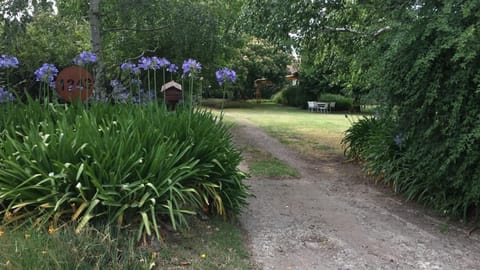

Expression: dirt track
xmin=230 ymin=115 xmax=480 ymax=270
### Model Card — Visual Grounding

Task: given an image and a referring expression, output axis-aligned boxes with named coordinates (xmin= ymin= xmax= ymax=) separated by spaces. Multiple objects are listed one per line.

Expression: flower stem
xmin=153 ymin=70 xmax=157 ymax=103
xmin=221 ymin=85 xmax=226 ymax=114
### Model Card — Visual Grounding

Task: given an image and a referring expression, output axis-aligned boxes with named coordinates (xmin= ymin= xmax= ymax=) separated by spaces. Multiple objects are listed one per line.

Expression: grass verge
xmin=0 ymin=217 xmax=256 ymax=270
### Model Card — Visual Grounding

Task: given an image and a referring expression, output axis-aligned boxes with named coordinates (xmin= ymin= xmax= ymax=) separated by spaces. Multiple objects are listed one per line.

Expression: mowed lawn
xmin=224 ymin=103 xmax=357 ymax=158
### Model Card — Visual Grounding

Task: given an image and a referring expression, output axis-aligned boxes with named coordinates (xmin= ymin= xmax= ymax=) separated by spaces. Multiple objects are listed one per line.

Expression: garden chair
xmin=307 ymin=101 xmax=317 ymax=112
xmin=329 ymin=102 xmax=336 ymax=112
xmin=316 ymin=102 xmax=328 ymax=113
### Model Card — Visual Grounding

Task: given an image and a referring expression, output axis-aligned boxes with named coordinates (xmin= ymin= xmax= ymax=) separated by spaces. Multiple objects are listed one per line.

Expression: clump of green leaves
xmin=0 ymin=100 xmax=249 ymax=239
xmin=342 ymin=115 xmax=399 ymax=180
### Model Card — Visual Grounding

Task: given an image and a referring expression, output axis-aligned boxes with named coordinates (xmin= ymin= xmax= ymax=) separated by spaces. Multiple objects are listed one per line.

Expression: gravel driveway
xmin=230 ymin=115 xmax=480 ymax=270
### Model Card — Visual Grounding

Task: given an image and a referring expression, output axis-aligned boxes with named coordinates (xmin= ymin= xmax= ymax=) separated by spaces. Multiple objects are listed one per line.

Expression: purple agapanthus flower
xmin=121 ymin=62 xmax=136 ymax=72
xmin=130 ymin=78 xmax=142 ymax=87
xmin=215 ymin=67 xmax=236 ymax=86
xmin=156 ymin=57 xmax=170 ymax=68
xmin=394 ymin=133 xmax=403 ymax=146
xmin=138 ymin=57 xmax=158 ymax=70
xmin=166 ymin=63 xmax=178 ymax=73
xmin=182 ymin=59 xmax=202 ymax=77
xmin=34 ymin=63 xmax=59 ymax=84
xmin=0 ymin=86 xmax=15 ymax=103
xmin=73 ymin=51 xmax=97 ymax=65
xmin=134 ymin=89 xmax=155 ymax=104
xmin=111 ymin=91 xmax=130 ymax=104
xmin=0 ymin=54 xmax=19 ymax=68
xmin=121 ymin=61 xmax=141 ymax=75
xmin=110 ymin=79 xmax=126 ymax=93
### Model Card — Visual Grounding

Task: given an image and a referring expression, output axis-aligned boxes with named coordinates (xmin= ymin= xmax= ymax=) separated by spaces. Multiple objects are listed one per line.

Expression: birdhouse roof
xmin=161 ymin=81 xmax=182 ymax=92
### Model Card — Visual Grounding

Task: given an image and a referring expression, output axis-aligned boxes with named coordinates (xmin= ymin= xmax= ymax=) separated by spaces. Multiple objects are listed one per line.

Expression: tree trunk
xmin=89 ymin=0 xmax=106 ymax=98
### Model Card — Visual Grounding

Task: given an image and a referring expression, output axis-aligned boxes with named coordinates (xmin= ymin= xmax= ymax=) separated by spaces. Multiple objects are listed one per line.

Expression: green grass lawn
xmin=224 ymin=103 xmax=358 ymax=158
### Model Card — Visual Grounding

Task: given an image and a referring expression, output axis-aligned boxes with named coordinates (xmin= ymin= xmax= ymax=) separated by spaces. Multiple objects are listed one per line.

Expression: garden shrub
xmin=272 ymin=85 xmax=307 ymax=108
xmin=342 ymin=115 xmax=398 ymax=176
xmin=318 ymin=93 xmax=353 ymax=112
xmin=342 ymin=2 xmax=480 ymax=220
xmin=271 ymin=88 xmax=287 ymax=105
xmin=0 ymin=100 xmax=249 ymax=239
xmin=273 ymin=87 xmax=354 ymax=111
xmin=200 ymin=98 xmax=255 ymax=109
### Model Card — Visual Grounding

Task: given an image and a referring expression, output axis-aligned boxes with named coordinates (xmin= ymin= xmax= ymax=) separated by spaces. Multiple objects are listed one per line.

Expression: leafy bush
xmin=342 ymin=116 xmax=397 ymax=170
xmin=272 ymin=85 xmax=307 ymax=107
xmin=273 ymin=88 xmax=354 ymax=111
xmin=318 ymin=93 xmax=353 ymax=112
xmin=0 ymin=100 xmax=249 ymax=239
xmin=350 ymin=2 xmax=480 ymax=219
xmin=343 ymin=109 xmax=480 ymax=219
xmin=200 ymin=98 xmax=255 ymax=109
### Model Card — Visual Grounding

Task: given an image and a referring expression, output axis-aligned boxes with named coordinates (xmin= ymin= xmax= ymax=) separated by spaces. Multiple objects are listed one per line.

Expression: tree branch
xmin=102 ymin=26 xmax=168 ymax=33
xmin=323 ymin=25 xmax=392 ymax=37
xmin=373 ymin=26 xmax=392 ymax=37
xmin=324 ymin=26 xmax=362 ymax=34
xmin=125 ymin=48 xmax=159 ymax=62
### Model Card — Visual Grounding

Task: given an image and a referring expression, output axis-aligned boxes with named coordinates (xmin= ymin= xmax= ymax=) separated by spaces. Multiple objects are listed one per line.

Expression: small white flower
xmin=76 ymin=182 xmax=82 ymax=189
xmin=48 ymin=172 xmax=54 ymax=177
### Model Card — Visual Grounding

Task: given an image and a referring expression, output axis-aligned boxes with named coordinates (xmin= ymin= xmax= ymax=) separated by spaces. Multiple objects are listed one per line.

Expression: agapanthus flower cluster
xmin=138 ymin=57 xmax=155 ymax=70
xmin=134 ymin=89 xmax=155 ymax=104
xmin=109 ymin=80 xmax=129 ymax=103
xmin=73 ymin=51 xmax=97 ymax=65
xmin=130 ymin=78 xmax=142 ymax=87
xmin=115 ymin=92 xmax=130 ymax=104
xmin=0 ymin=86 xmax=14 ymax=103
xmin=0 ymin=54 xmax=19 ymax=68
xmin=166 ymin=63 xmax=179 ymax=73
xmin=156 ymin=57 xmax=170 ymax=68
xmin=138 ymin=56 xmax=171 ymax=70
xmin=121 ymin=62 xmax=135 ymax=71
xmin=215 ymin=67 xmax=236 ymax=86
xmin=110 ymin=79 xmax=127 ymax=94
xmin=34 ymin=63 xmax=59 ymax=87
xmin=121 ymin=62 xmax=141 ymax=75
xmin=394 ymin=133 xmax=404 ymax=146
xmin=182 ymin=59 xmax=202 ymax=77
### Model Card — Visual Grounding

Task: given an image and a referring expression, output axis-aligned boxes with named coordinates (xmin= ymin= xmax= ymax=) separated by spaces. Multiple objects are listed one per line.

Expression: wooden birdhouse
xmin=161 ymin=81 xmax=182 ymax=110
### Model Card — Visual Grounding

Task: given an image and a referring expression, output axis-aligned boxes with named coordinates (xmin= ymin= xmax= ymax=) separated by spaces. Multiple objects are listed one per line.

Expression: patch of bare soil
xmin=230 ymin=115 xmax=480 ymax=270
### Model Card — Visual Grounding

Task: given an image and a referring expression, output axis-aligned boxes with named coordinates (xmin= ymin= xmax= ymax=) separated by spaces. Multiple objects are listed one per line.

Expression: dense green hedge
xmin=317 ymin=93 xmax=353 ymax=112
xmin=272 ymin=85 xmax=307 ymax=108
xmin=0 ymin=100 xmax=249 ymax=238
xmin=200 ymin=98 xmax=255 ymax=109
xmin=343 ymin=1 xmax=480 ymax=219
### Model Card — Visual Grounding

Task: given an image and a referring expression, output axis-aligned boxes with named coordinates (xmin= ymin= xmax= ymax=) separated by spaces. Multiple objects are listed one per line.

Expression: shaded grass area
xmin=0 ymin=217 xmax=256 ymax=270
xmin=224 ymin=103 xmax=356 ymax=158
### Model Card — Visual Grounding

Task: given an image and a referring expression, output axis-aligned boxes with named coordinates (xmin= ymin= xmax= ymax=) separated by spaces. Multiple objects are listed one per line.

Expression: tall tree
xmin=89 ymin=0 xmax=106 ymax=97
xmin=239 ymin=0 xmax=399 ymax=101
